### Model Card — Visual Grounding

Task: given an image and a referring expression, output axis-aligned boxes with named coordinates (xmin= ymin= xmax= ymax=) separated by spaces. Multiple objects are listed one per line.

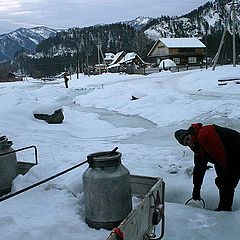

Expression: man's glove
xmin=192 ymin=187 xmax=201 ymax=201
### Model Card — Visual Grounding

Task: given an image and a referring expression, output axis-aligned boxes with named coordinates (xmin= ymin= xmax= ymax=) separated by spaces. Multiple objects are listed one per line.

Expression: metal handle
xmin=108 ymin=147 xmax=118 ymax=156
xmin=0 ymin=145 xmax=38 ymax=165
xmin=0 ymin=159 xmax=88 ymax=202
xmin=148 ymin=211 xmax=165 ymax=240
xmin=185 ymin=197 xmax=206 ymax=209
xmin=148 ymin=182 xmax=165 ymax=240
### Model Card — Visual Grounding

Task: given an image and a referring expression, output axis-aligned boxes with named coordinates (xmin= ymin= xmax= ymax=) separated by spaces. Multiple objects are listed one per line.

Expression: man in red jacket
xmin=175 ymin=123 xmax=240 ymax=211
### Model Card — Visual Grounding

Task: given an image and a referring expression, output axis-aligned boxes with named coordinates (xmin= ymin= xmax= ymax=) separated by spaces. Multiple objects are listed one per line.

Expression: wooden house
xmin=147 ymin=38 xmax=206 ymax=66
xmin=108 ymin=52 xmax=146 ymax=74
xmin=108 ymin=51 xmax=126 ymax=66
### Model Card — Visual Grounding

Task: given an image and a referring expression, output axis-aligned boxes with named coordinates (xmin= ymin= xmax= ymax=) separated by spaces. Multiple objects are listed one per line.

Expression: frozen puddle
xmin=57 ymin=90 xmax=157 ymax=131
xmin=80 ymin=107 xmax=157 ymax=129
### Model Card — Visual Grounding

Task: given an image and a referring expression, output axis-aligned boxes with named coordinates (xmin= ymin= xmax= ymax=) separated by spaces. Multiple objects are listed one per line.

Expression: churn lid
xmin=87 ymin=147 xmax=121 ymax=168
xmin=0 ymin=136 xmax=13 ymax=150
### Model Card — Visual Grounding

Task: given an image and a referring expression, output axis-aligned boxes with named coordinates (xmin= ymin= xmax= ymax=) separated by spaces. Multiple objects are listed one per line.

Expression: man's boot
xmin=215 ymin=188 xmax=234 ymax=211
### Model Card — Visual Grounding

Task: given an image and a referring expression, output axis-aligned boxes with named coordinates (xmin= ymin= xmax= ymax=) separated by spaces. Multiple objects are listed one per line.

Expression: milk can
xmin=0 ymin=136 xmax=18 ymax=197
xmin=82 ymin=149 xmax=132 ymax=230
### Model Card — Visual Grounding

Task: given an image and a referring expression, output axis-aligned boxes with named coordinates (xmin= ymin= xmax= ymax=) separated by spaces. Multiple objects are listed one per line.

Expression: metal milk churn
xmin=0 ymin=136 xmax=18 ymax=197
xmin=82 ymin=149 xmax=132 ymax=230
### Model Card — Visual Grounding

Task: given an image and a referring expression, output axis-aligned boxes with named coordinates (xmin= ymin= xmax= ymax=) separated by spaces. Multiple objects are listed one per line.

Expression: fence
xmin=145 ymin=64 xmax=209 ymax=75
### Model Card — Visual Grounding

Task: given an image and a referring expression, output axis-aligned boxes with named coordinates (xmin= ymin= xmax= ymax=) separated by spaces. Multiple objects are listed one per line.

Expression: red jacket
xmin=191 ymin=123 xmax=228 ymax=169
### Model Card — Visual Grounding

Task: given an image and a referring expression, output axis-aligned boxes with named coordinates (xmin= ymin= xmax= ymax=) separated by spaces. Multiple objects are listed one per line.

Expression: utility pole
xmin=97 ymin=43 xmax=101 ymax=74
xmin=212 ymin=15 xmax=230 ymax=71
xmin=86 ymin=53 xmax=90 ymax=76
xmin=232 ymin=0 xmax=236 ymax=67
xmin=76 ymin=48 xmax=80 ymax=79
xmin=99 ymin=45 xmax=107 ymax=72
xmin=74 ymin=30 xmax=80 ymax=79
xmin=86 ymin=54 xmax=89 ymax=69
xmin=212 ymin=0 xmax=239 ymax=70
xmin=204 ymin=23 xmax=209 ymax=69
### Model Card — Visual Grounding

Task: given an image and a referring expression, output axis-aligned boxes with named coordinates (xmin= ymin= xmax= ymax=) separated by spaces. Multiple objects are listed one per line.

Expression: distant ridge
xmin=0 ymin=26 xmax=60 ymax=61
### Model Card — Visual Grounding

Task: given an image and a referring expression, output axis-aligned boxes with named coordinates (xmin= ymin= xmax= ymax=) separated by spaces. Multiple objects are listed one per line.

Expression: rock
xmin=131 ymin=95 xmax=139 ymax=100
xmin=33 ymin=103 xmax=64 ymax=124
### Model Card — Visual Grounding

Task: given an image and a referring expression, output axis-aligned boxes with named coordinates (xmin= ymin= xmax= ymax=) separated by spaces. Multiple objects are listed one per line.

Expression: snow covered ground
xmin=0 ymin=65 xmax=240 ymax=239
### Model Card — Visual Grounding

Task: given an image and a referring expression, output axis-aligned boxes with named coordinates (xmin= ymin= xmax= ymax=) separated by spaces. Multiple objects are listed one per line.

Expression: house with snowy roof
xmin=108 ymin=52 xmax=146 ymax=74
xmin=147 ymin=38 xmax=206 ymax=66
xmin=109 ymin=51 xmax=126 ymax=66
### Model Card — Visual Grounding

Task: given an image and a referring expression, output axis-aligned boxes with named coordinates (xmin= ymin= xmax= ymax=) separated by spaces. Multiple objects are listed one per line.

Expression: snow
xmin=0 ymin=65 xmax=240 ymax=240
xmin=203 ymin=10 xmax=221 ymax=28
xmin=33 ymin=102 xmax=62 ymax=115
xmin=118 ymin=52 xmax=146 ymax=65
xmin=118 ymin=52 xmax=137 ymax=63
xmin=104 ymin=53 xmax=115 ymax=61
xmin=28 ymin=37 xmax=40 ymax=45
xmin=159 ymin=37 xmax=206 ymax=48
xmin=109 ymin=51 xmax=125 ymax=65
xmin=159 ymin=59 xmax=177 ymax=69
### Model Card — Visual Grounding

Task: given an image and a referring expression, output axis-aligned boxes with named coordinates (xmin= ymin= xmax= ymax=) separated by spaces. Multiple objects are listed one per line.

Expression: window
xmin=188 ymin=57 xmax=197 ymax=64
xmin=173 ymin=58 xmax=180 ymax=64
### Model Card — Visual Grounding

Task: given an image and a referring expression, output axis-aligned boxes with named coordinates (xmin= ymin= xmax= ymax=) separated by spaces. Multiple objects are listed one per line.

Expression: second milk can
xmin=82 ymin=149 xmax=132 ymax=230
xmin=0 ymin=136 xmax=17 ymax=197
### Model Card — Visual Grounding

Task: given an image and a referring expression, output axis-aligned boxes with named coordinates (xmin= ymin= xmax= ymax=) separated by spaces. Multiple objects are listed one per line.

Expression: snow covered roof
xmin=118 ymin=52 xmax=135 ymax=63
xmin=107 ymin=52 xmax=146 ymax=68
xmin=107 ymin=63 xmax=120 ymax=69
xmin=118 ymin=52 xmax=146 ymax=65
xmin=104 ymin=53 xmax=115 ymax=61
xmin=159 ymin=38 xmax=206 ymax=48
xmin=109 ymin=51 xmax=125 ymax=65
xmin=118 ymin=52 xmax=138 ymax=63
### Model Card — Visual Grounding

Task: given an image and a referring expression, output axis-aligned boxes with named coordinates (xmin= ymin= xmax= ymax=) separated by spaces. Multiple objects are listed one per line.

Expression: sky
xmin=0 ymin=0 xmax=211 ymax=34
xmin=0 ymin=65 xmax=240 ymax=239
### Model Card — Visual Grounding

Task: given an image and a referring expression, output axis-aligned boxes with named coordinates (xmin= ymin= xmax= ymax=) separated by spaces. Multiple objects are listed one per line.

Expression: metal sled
xmin=106 ymin=175 xmax=165 ymax=240
xmin=0 ymin=145 xmax=38 ymax=175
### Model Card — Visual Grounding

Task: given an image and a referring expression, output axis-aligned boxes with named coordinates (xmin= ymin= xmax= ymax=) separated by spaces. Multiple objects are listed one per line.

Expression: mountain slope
xmin=0 ymin=26 xmax=59 ymax=61
xmin=128 ymin=0 xmax=234 ymax=40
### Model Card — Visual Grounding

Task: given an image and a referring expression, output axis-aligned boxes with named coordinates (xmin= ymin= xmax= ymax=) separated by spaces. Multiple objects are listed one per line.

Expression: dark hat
xmin=174 ymin=129 xmax=189 ymax=146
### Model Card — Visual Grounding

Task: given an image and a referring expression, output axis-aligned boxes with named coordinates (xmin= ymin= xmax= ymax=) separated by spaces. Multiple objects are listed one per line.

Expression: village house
xmin=147 ymin=38 xmax=206 ymax=66
xmin=1 ymin=72 xmax=24 ymax=82
xmin=108 ymin=51 xmax=126 ymax=66
xmin=107 ymin=52 xmax=147 ymax=74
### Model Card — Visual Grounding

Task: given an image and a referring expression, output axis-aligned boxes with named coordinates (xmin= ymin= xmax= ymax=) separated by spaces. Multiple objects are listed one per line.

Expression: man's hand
xmin=192 ymin=187 xmax=201 ymax=201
